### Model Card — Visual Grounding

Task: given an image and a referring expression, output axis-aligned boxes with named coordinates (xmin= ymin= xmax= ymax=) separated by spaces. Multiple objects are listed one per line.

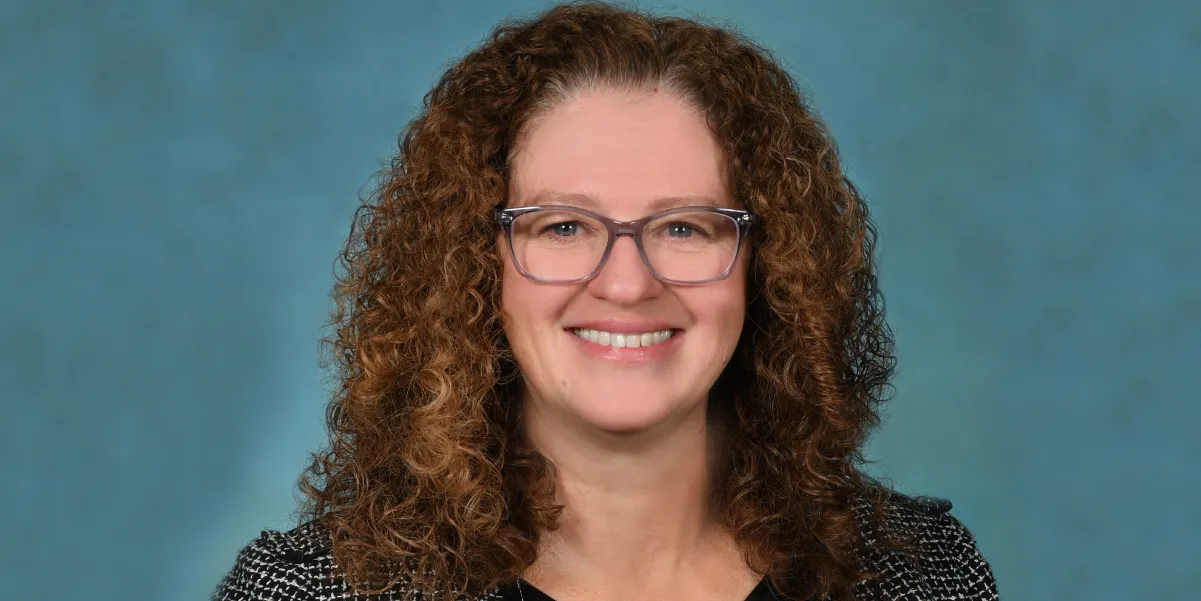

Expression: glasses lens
xmin=510 ymin=209 xmax=607 ymax=281
xmin=643 ymin=210 xmax=740 ymax=282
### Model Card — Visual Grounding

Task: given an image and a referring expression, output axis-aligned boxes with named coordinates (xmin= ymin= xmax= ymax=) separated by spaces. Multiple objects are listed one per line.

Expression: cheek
xmin=698 ymin=268 xmax=750 ymax=352
xmin=499 ymin=234 xmax=530 ymax=315
xmin=726 ymin=253 xmax=751 ymax=327
xmin=719 ymin=254 xmax=750 ymax=316
xmin=501 ymin=261 xmax=535 ymax=337
xmin=685 ymin=280 xmax=747 ymax=339
xmin=499 ymin=256 xmax=573 ymax=344
xmin=718 ymin=292 xmax=748 ymax=344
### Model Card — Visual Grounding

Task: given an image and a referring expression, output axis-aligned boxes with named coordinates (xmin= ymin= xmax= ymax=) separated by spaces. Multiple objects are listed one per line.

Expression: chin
xmin=569 ymin=394 xmax=681 ymax=434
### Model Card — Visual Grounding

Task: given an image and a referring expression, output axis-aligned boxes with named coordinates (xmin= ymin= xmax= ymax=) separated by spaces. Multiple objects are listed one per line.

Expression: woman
xmin=215 ymin=3 xmax=998 ymax=600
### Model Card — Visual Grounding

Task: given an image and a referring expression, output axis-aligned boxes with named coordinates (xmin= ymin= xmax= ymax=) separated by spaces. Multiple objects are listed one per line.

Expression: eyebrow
xmin=525 ymin=190 xmax=726 ymax=213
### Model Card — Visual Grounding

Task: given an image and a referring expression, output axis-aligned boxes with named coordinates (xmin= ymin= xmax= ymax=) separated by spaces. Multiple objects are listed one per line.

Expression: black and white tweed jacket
xmin=213 ymin=492 xmax=999 ymax=601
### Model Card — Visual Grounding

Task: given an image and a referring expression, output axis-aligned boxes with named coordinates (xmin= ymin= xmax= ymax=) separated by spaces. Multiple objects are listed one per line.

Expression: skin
xmin=500 ymin=86 xmax=758 ymax=601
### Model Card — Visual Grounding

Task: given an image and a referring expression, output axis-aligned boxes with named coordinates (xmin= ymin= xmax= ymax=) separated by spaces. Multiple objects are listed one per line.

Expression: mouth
xmin=566 ymin=327 xmax=680 ymax=349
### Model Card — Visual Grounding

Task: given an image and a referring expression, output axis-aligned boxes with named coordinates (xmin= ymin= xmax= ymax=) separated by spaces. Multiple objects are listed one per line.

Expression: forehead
xmin=509 ymin=88 xmax=730 ymax=216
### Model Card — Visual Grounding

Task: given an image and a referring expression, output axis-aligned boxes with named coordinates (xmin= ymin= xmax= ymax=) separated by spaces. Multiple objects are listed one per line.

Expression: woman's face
xmin=501 ymin=87 xmax=748 ymax=434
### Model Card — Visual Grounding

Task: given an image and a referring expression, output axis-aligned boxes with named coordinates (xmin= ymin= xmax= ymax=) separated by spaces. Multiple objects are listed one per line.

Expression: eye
xmin=666 ymin=222 xmax=696 ymax=238
xmin=543 ymin=221 xmax=583 ymax=237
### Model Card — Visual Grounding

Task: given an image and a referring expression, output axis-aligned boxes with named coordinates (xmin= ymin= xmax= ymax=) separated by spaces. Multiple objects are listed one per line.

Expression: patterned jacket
xmin=213 ymin=491 xmax=999 ymax=600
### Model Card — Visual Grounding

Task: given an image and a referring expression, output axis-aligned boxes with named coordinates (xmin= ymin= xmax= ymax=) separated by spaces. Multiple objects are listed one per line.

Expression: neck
xmin=521 ymin=395 xmax=734 ymax=589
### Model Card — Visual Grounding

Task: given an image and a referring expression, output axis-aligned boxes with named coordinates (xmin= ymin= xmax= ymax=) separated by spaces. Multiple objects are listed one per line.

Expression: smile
xmin=570 ymin=328 xmax=676 ymax=348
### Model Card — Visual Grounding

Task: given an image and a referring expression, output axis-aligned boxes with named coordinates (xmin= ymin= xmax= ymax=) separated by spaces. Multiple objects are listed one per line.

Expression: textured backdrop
xmin=2 ymin=1 xmax=1198 ymax=600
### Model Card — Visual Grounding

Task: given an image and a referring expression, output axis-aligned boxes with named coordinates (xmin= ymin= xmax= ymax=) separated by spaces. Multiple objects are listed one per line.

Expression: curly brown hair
xmin=299 ymin=2 xmax=898 ymax=601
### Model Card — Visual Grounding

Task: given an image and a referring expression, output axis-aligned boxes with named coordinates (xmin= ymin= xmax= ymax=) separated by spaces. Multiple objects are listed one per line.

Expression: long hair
xmin=300 ymin=3 xmax=897 ymax=600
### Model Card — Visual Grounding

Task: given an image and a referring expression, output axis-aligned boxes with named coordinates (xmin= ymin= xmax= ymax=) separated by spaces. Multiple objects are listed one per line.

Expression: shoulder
xmin=849 ymin=487 xmax=1000 ymax=600
xmin=211 ymin=521 xmax=508 ymax=601
xmin=211 ymin=521 xmax=339 ymax=600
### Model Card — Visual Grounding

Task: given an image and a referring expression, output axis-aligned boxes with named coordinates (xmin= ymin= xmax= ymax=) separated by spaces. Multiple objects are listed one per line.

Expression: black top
xmin=497 ymin=577 xmax=779 ymax=601
xmin=213 ymin=491 xmax=999 ymax=600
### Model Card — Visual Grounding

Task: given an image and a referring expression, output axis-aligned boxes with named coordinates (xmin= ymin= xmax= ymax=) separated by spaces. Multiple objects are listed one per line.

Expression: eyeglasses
xmin=494 ymin=205 xmax=756 ymax=284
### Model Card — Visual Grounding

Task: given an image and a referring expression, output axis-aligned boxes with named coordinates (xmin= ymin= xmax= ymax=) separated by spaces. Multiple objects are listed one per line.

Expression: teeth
xmin=571 ymin=328 xmax=675 ymax=348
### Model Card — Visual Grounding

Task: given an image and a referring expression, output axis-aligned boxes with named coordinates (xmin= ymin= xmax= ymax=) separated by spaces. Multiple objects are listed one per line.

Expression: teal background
xmin=2 ymin=1 xmax=1198 ymax=599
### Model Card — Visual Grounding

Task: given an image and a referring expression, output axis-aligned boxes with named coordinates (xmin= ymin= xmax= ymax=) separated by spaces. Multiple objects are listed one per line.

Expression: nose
xmin=586 ymin=234 xmax=664 ymax=304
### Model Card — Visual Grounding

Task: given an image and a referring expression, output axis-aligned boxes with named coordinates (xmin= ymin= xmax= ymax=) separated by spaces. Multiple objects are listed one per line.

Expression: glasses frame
xmin=494 ymin=204 xmax=757 ymax=285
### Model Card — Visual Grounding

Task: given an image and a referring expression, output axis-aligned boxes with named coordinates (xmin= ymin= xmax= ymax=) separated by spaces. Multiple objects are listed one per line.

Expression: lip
xmin=564 ymin=324 xmax=684 ymax=364
xmin=563 ymin=319 xmax=682 ymax=334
